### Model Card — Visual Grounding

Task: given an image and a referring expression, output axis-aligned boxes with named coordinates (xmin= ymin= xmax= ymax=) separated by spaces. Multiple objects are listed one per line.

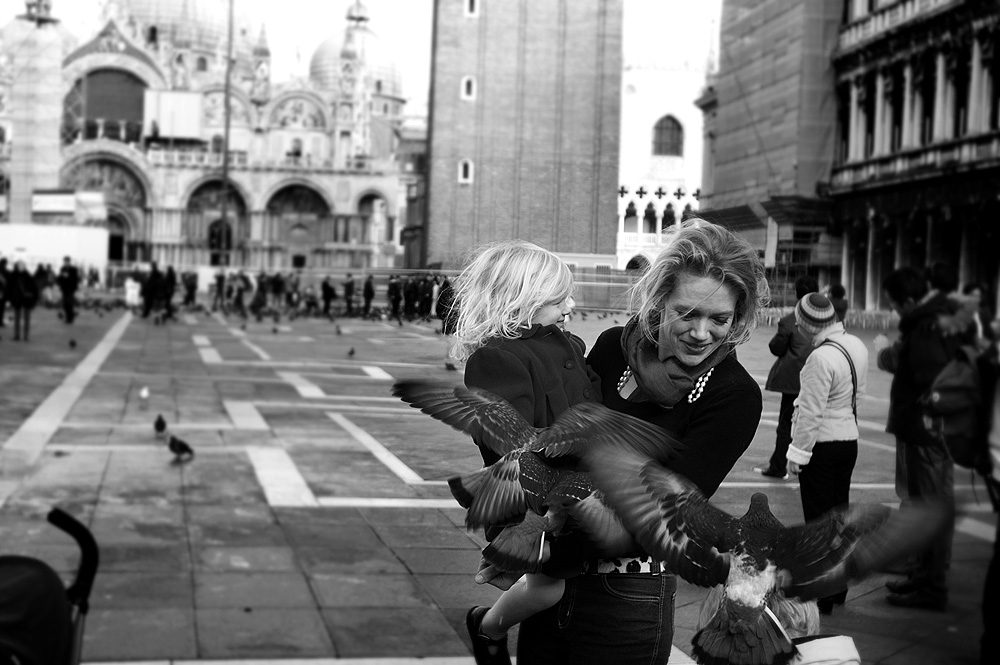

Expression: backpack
xmin=920 ymin=345 xmax=988 ymax=474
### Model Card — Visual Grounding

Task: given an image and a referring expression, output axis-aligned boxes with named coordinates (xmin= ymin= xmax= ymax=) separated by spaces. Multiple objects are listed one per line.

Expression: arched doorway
xmin=625 ymin=255 xmax=650 ymax=273
xmin=186 ymin=180 xmax=247 ymax=266
xmin=107 ymin=214 xmax=129 ymax=262
xmin=265 ymin=185 xmax=332 ymax=268
xmin=208 ymin=220 xmax=233 ymax=266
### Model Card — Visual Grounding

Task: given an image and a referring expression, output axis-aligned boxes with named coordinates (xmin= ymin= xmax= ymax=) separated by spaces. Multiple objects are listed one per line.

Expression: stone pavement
xmin=0 ymin=303 xmax=993 ymax=665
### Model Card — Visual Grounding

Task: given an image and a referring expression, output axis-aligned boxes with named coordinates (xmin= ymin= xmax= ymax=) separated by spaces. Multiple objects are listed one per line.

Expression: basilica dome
xmin=116 ymin=0 xmax=255 ymax=66
xmin=308 ymin=2 xmax=403 ymax=101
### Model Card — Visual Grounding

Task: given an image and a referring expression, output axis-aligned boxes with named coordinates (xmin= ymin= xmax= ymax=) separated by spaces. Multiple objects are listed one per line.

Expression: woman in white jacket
xmin=786 ymin=293 xmax=869 ymax=615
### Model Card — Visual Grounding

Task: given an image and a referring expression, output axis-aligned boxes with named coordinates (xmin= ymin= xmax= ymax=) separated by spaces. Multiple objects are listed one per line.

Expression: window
xmin=458 ymin=159 xmax=474 ymax=184
xmin=465 ymin=0 xmax=479 ymax=17
xmin=376 ymin=80 xmax=383 ymax=93
xmin=653 ymin=116 xmax=683 ymax=156
xmin=383 ymin=103 xmax=389 ymax=114
xmin=461 ymin=76 xmax=476 ymax=100
xmin=196 ymin=57 xmax=207 ymax=72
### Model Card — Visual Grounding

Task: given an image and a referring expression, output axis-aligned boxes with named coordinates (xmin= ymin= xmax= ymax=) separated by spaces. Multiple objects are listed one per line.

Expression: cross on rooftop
xmin=618 ymin=186 xmax=629 ymax=197
xmin=654 ymin=187 xmax=667 ymax=199
xmin=636 ymin=186 xmax=647 ymax=198
xmin=674 ymin=187 xmax=686 ymax=200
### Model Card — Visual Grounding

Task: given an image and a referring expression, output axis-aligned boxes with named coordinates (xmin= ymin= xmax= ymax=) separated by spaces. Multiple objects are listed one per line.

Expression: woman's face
xmin=658 ymin=273 xmax=737 ymax=366
xmin=532 ymin=295 xmax=575 ymax=327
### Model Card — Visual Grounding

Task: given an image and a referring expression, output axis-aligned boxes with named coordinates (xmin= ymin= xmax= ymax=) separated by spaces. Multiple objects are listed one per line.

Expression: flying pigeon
xmin=168 ymin=435 xmax=195 ymax=464
xmin=154 ymin=414 xmax=167 ymax=439
xmin=584 ymin=443 xmax=948 ymax=665
xmin=392 ymin=379 xmax=682 ymax=573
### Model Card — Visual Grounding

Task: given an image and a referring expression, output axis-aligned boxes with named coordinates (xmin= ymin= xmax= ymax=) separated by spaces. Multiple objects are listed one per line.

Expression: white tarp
xmin=0 ymin=223 xmax=108 ymax=274
xmin=143 ymin=90 xmax=203 ymax=140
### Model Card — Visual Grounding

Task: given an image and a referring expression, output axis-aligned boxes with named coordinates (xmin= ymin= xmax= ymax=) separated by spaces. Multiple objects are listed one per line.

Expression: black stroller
xmin=0 ymin=508 xmax=99 ymax=665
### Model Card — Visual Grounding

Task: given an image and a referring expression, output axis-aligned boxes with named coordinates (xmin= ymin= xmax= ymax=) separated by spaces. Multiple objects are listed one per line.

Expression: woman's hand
xmin=787 ymin=461 xmax=802 ymax=476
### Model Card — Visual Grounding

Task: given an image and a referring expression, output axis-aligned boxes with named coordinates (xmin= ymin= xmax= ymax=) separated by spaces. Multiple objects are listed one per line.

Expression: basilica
xmin=0 ymin=0 xmax=413 ymax=270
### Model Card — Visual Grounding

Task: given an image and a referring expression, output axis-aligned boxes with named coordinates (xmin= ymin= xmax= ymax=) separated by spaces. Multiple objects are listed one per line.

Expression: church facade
xmin=0 ymin=0 xmax=411 ymax=271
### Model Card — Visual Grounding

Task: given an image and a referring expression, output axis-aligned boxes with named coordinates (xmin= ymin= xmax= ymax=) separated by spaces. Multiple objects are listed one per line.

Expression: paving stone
xmin=370 ymin=523 xmax=481 ymax=549
xmin=310 ymin=573 xmax=435 ymax=608
xmin=99 ymin=544 xmax=192 ymax=573
xmin=392 ymin=547 xmax=484 ymax=575
xmin=195 ymin=572 xmax=315 ymax=608
xmin=91 ymin=572 xmax=194 ymax=609
xmin=297 ymin=544 xmax=408 ymax=575
xmin=194 ymin=546 xmax=298 ymax=572
xmin=84 ymin=608 xmax=197 ymax=661
xmin=188 ymin=521 xmax=289 ymax=547
xmin=196 ymin=608 xmax=333 ymax=658
xmin=280 ymin=521 xmax=383 ymax=548
xmin=412 ymin=573 xmax=504 ymax=610
xmin=322 ymin=607 xmax=469 ymax=658
xmin=359 ymin=506 xmax=456 ymax=526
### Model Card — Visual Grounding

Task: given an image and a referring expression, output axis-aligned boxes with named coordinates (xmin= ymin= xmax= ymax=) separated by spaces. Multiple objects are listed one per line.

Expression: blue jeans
xmin=516 ymin=573 xmax=677 ymax=665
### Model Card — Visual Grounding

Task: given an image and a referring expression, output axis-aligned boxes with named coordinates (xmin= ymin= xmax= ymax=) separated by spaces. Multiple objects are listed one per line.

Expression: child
xmin=452 ymin=240 xmax=600 ymax=665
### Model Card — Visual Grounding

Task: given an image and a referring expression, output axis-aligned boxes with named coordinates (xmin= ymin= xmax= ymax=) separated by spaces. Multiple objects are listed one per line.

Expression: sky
xmin=1 ymin=0 xmax=721 ymax=116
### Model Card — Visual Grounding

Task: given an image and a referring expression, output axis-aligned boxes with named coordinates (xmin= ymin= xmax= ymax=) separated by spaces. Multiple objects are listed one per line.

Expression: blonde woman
xmin=453 ymin=240 xmax=601 ymax=665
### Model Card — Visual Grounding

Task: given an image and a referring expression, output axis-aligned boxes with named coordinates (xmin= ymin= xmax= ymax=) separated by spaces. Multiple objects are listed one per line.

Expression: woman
xmin=515 ymin=219 xmax=768 ymax=664
xmin=8 ymin=261 xmax=40 ymax=342
xmin=786 ymin=293 xmax=868 ymax=614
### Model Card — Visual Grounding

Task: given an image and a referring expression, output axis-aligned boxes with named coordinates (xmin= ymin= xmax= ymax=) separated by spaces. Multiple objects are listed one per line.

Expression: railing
xmin=838 ymin=0 xmax=961 ymax=53
xmin=619 ymin=231 xmax=669 ymax=249
xmin=143 ymin=148 xmax=384 ymax=172
xmin=830 ymin=131 xmax=1000 ymax=189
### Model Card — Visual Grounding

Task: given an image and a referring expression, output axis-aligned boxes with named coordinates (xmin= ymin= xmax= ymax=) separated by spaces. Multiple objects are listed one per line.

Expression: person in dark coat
xmin=403 ymin=276 xmax=418 ymax=319
xmin=321 ymin=276 xmax=337 ymax=318
xmin=387 ymin=274 xmax=402 ymax=319
xmin=7 ymin=261 xmax=39 ymax=342
xmin=875 ymin=266 xmax=962 ymax=611
xmin=162 ymin=266 xmax=178 ymax=321
xmin=142 ymin=263 xmax=164 ymax=319
xmin=755 ymin=275 xmax=818 ymax=480
xmin=0 ymin=258 xmax=8 ymax=328
xmin=342 ymin=273 xmax=355 ymax=316
xmin=436 ymin=276 xmax=458 ymax=335
xmin=212 ymin=268 xmax=226 ymax=313
xmin=362 ymin=275 xmax=375 ymax=318
xmin=56 ymin=256 xmax=80 ymax=324
xmin=829 ymin=283 xmax=849 ymax=323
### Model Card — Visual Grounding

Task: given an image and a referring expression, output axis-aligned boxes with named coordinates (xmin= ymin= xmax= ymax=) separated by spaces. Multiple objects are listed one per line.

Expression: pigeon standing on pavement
xmin=584 ymin=443 xmax=948 ymax=665
xmin=138 ymin=386 xmax=150 ymax=409
xmin=392 ymin=379 xmax=682 ymax=573
xmin=168 ymin=435 xmax=195 ymax=464
xmin=154 ymin=414 xmax=167 ymax=439
xmin=348 ymin=347 xmax=355 ymax=357
xmin=336 ymin=324 xmax=342 ymax=335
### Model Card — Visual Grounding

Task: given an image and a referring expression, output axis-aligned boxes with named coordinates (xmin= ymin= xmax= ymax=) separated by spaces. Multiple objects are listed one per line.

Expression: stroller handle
xmin=47 ymin=508 xmax=99 ymax=613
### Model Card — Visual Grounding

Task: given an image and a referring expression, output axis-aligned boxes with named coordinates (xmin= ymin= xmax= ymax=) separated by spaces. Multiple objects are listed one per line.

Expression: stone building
xmin=424 ymin=0 xmax=623 ymax=269
xmin=0 ymin=0 xmax=412 ymax=271
xmin=830 ymin=0 xmax=1000 ymax=310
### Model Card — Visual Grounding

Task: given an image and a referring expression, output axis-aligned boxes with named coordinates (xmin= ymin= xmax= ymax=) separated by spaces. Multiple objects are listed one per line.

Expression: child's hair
xmin=451 ymin=240 xmax=573 ymax=362
xmin=696 ymin=585 xmax=820 ymax=640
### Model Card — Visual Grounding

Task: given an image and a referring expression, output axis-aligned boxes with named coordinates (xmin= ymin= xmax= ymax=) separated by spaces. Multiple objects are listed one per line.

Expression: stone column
xmin=969 ymin=36 xmax=983 ymax=133
xmin=902 ymin=62 xmax=914 ymax=148
xmin=865 ymin=216 xmax=879 ymax=312
xmin=933 ymin=50 xmax=947 ymax=141
xmin=848 ymin=80 xmax=860 ymax=161
xmin=894 ymin=217 xmax=907 ymax=269
xmin=874 ymin=72 xmax=886 ymax=156
xmin=982 ymin=34 xmax=995 ymax=130
xmin=925 ymin=212 xmax=935 ymax=265
xmin=841 ymin=227 xmax=852 ymax=304
xmin=958 ymin=215 xmax=973 ymax=288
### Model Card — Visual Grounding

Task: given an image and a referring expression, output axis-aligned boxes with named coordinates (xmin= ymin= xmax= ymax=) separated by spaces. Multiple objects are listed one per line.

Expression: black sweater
xmin=587 ymin=327 xmax=762 ymax=498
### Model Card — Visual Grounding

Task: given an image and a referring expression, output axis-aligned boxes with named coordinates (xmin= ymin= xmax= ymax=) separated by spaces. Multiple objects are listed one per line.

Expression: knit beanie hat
xmin=795 ymin=293 xmax=836 ymax=334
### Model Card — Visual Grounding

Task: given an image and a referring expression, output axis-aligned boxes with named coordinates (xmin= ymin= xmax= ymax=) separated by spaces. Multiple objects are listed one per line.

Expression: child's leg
xmin=479 ymin=573 xmax=565 ymax=639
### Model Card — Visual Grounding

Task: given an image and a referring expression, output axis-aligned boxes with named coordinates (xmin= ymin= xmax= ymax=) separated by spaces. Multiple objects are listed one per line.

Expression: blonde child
xmin=452 ymin=240 xmax=600 ymax=665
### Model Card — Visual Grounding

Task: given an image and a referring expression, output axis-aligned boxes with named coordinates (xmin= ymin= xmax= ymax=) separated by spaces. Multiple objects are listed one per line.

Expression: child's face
xmin=532 ymin=295 xmax=575 ymax=327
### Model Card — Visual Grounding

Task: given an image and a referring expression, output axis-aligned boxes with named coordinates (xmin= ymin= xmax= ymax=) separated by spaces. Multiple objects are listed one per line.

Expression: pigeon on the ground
xmin=154 ymin=414 xmax=167 ymax=439
xmin=336 ymin=325 xmax=342 ymax=335
xmin=69 ymin=339 xmax=76 ymax=349
xmin=348 ymin=347 xmax=355 ymax=357
xmin=392 ymin=379 xmax=682 ymax=573
xmin=444 ymin=362 xmax=458 ymax=371
xmin=168 ymin=435 xmax=195 ymax=464
xmin=584 ymin=443 xmax=948 ymax=665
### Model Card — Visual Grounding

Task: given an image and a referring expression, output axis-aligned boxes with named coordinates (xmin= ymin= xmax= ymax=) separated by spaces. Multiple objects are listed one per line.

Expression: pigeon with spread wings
xmin=585 ymin=443 xmax=948 ymax=665
xmin=392 ymin=379 xmax=683 ymax=573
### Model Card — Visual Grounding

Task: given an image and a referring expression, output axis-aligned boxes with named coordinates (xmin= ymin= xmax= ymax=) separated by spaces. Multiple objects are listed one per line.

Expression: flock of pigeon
xmin=143 ymin=392 xmax=194 ymax=465
xmin=393 ymin=379 xmax=947 ymax=665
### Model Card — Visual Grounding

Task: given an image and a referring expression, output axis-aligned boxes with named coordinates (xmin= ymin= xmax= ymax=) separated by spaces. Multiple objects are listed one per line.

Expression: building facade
xmin=830 ymin=0 xmax=1000 ymax=310
xmin=424 ymin=0 xmax=623 ymax=269
xmin=696 ymin=0 xmax=845 ymax=306
xmin=0 ymin=0 xmax=412 ymax=271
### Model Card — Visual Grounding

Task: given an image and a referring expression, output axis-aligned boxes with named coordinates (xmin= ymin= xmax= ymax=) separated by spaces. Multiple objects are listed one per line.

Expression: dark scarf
xmin=620 ymin=311 xmax=730 ymax=408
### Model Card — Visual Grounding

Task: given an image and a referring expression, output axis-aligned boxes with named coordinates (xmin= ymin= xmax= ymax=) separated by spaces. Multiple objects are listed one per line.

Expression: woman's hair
xmin=627 ymin=219 xmax=769 ymax=348
xmin=697 ymin=585 xmax=819 ymax=640
xmin=451 ymin=240 xmax=573 ymax=361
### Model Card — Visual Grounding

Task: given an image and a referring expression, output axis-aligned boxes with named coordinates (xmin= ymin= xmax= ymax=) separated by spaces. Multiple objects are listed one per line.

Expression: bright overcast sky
xmin=1 ymin=0 xmax=721 ymax=116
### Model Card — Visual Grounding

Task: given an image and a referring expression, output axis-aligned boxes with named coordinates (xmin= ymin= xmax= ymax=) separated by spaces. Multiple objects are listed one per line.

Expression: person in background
xmin=362 ymin=274 xmax=375 ymax=318
xmin=786 ymin=293 xmax=869 ymax=614
xmin=978 ymin=312 xmax=1000 ymax=665
xmin=829 ymin=283 xmax=849 ymax=323
xmin=387 ymin=274 xmax=402 ymax=320
xmin=321 ymin=276 xmax=337 ymax=319
xmin=874 ymin=266 xmax=958 ymax=611
xmin=963 ymin=282 xmax=995 ymax=348
xmin=56 ymin=256 xmax=80 ymax=324
xmin=212 ymin=268 xmax=226 ymax=314
xmin=343 ymin=273 xmax=355 ymax=316
xmin=0 ymin=258 xmax=9 ymax=328
xmin=162 ymin=265 xmax=178 ymax=322
xmin=8 ymin=260 xmax=39 ymax=342
xmin=755 ymin=275 xmax=818 ymax=480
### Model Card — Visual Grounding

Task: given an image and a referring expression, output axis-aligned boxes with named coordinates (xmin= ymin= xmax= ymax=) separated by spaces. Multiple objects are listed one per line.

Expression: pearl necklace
xmin=687 ymin=367 xmax=714 ymax=403
xmin=617 ymin=367 xmax=633 ymax=392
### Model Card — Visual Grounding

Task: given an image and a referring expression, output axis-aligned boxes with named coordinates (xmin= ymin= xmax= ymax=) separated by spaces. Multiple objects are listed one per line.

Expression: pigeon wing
xmin=587 ymin=446 xmax=732 ymax=587
xmin=393 ymin=380 xmax=537 ymax=456
xmin=561 ymin=488 xmax=640 ymax=558
xmin=537 ymin=401 xmax=683 ymax=461
xmin=775 ymin=501 xmax=948 ymax=601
